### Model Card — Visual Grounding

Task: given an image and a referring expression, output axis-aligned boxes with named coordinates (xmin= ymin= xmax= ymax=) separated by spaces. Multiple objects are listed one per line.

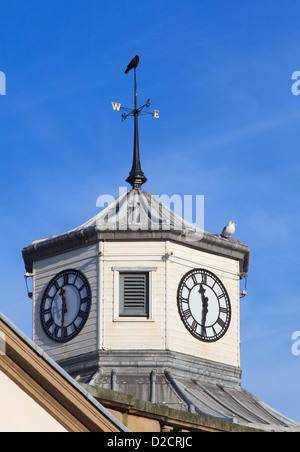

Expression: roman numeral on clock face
xmin=190 ymin=319 xmax=198 ymax=333
xmin=182 ymin=308 xmax=192 ymax=320
xmin=191 ymin=273 xmax=198 ymax=285
xmin=217 ymin=317 xmax=226 ymax=329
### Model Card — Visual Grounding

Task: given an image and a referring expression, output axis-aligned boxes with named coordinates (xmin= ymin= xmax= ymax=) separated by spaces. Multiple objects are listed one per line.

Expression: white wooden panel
xmin=166 ymin=242 xmax=240 ymax=367
xmin=102 ymin=241 xmax=166 ymax=351
xmin=33 ymin=244 xmax=99 ymax=362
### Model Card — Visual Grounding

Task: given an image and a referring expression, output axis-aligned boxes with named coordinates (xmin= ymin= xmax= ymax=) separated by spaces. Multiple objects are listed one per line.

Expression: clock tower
xmin=22 ymin=58 xmax=299 ymax=430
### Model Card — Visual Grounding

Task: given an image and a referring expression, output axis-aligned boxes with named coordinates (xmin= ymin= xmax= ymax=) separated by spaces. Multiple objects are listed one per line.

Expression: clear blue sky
xmin=1 ymin=0 xmax=300 ymax=422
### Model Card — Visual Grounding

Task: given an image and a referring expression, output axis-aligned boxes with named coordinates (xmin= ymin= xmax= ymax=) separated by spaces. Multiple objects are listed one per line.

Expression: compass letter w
xmin=111 ymin=102 xmax=121 ymax=111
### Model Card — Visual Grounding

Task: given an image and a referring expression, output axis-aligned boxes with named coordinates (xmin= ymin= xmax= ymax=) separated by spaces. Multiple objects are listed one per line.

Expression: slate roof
xmin=164 ymin=370 xmax=300 ymax=431
xmin=22 ymin=189 xmax=250 ymax=274
xmin=62 ymin=349 xmax=300 ymax=433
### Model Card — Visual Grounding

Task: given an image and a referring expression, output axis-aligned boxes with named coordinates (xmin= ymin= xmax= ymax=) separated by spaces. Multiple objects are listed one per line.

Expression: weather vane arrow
xmin=111 ymin=55 xmax=159 ymax=189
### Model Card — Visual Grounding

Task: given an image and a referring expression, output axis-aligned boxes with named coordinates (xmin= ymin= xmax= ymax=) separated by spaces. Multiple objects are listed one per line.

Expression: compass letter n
xmin=112 ymin=102 xmax=121 ymax=111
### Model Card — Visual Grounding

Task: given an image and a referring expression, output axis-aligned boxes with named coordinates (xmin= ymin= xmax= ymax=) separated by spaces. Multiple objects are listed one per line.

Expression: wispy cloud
xmin=193 ymin=110 xmax=300 ymax=154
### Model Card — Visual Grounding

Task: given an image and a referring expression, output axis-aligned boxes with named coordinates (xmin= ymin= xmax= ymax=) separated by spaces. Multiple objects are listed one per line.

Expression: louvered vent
xmin=119 ymin=273 xmax=149 ymax=316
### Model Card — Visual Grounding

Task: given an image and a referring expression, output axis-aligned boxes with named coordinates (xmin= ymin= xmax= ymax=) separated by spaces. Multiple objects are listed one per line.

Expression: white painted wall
xmin=0 ymin=370 xmax=67 ymax=432
xmin=101 ymin=240 xmax=166 ymax=351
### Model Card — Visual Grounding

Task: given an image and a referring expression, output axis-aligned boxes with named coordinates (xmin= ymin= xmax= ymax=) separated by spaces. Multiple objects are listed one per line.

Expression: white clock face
xmin=41 ymin=269 xmax=91 ymax=343
xmin=177 ymin=269 xmax=231 ymax=342
xmin=51 ymin=285 xmax=83 ymax=326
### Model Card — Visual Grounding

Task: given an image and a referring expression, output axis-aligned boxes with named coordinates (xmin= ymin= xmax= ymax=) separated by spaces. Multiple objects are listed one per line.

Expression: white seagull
xmin=221 ymin=221 xmax=237 ymax=238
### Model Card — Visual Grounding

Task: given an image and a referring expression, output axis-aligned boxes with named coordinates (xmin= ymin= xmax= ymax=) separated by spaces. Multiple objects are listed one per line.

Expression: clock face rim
xmin=177 ymin=268 xmax=231 ymax=343
xmin=40 ymin=269 xmax=91 ymax=343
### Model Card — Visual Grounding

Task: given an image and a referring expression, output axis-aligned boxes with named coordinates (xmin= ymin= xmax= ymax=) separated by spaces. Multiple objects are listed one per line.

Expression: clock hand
xmin=59 ymin=288 xmax=68 ymax=328
xmin=199 ymin=284 xmax=209 ymax=331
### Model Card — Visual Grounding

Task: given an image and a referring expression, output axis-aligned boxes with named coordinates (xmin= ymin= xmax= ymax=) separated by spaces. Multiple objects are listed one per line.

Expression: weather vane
xmin=111 ymin=55 xmax=159 ymax=189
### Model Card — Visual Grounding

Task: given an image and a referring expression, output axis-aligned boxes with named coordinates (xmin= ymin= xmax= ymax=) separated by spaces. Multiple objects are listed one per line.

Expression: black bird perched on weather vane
xmin=111 ymin=55 xmax=159 ymax=190
xmin=124 ymin=55 xmax=140 ymax=74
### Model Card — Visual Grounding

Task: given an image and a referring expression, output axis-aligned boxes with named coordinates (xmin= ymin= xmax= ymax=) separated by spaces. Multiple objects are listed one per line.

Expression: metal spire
xmin=111 ymin=56 xmax=159 ymax=190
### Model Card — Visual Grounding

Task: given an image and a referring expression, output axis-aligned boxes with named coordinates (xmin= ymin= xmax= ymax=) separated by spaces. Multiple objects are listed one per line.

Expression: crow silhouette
xmin=124 ymin=55 xmax=140 ymax=74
